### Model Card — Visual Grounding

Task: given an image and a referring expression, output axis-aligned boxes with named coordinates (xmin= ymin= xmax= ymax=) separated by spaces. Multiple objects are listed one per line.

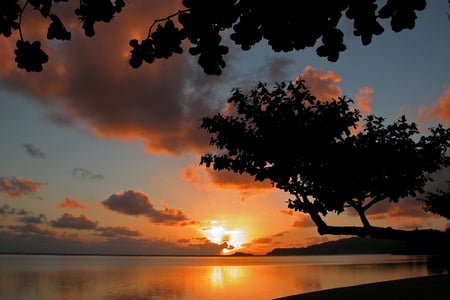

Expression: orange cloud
xmin=280 ymin=209 xmax=294 ymax=216
xmin=57 ymin=197 xmax=86 ymax=210
xmin=418 ymin=86 xmax=450 ymax=124
xmin=0 ymin=1 xmax=223 ymax=156
xmin=0 ymin=177 xmax=47 ymax=198
xmin=297 ymin=65 xmax=342 ymax=101
xmin=292 ymin=214 xmax=316 ymax=228
xmin=354 ymin=87 xmax=374 ymax=116
xmin=179 ymin=165 xmax=274 ymax=198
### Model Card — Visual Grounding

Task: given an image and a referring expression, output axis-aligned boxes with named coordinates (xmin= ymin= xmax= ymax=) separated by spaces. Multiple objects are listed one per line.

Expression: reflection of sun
xmin=202 ymin=220 xmax=246 ymax=253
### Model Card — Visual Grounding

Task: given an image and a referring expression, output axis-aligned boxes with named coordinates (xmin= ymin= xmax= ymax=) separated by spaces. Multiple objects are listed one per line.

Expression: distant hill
xmin=266 ymin=237 xmax=413 ymax=256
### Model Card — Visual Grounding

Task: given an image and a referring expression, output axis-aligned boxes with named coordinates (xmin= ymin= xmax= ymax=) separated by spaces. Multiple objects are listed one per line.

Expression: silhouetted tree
xmin=421 ymin=183 xmax=450 ymax=220
xmin=200 ymin=80 xmax=450 ymax=242
xmin=2 ymin=0 xmax=429 ymax=73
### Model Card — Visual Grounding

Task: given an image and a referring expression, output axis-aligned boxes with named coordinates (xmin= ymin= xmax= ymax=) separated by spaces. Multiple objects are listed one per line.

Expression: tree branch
xmin=346 ymin=199 xmax=371 ymax=228
xmin=146 ymin=9 xmax=191 ymax=38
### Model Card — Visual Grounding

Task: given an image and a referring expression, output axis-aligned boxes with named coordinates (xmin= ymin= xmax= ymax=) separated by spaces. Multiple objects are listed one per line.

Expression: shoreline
xmin=274 ymin=274 xmax=450 ymax=300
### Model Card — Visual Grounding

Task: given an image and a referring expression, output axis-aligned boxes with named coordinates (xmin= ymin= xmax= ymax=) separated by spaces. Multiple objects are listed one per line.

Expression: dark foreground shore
xmin=274 ymin=274 xmax=450 ymax=300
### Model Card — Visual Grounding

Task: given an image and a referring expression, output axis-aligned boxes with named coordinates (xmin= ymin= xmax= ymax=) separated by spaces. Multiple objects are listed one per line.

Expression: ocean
xmin=0 ymin=254 xmax=443 ymax=299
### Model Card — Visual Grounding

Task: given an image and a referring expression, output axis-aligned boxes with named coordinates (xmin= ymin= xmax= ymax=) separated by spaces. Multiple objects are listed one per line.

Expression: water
xmin=0 ymin=254 xmax=442 ymax=300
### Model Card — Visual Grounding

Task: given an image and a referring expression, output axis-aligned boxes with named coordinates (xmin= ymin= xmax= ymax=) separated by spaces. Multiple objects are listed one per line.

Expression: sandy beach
xmin=274 ymin=274 xmax=450 ymax=300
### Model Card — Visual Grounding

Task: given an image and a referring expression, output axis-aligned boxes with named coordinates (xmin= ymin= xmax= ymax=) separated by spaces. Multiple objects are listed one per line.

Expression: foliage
xmin=200 ymin=80 xmax=450 ymax=239
xmin=1 ymin=0 xmax=428 ymax=73
xmin=421 ymin=183 xmax=450 ymax=219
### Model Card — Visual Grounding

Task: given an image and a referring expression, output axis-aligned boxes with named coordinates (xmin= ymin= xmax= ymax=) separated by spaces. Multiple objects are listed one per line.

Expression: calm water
xmin=0 ymin=254 xmax=442 ymax=300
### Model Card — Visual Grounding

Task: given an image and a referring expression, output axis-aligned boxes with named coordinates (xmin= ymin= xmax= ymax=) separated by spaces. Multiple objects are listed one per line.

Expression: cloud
xmin=102 ymin=190 xmax=197 ymax=226
xmin=0 ymin=204 xmax=47 ymax=224
xmin=50 ymin=213 xmax=98 ymax=230
xmin=251 ymin=237 xmax=273 ymax=244
xmin=0 ymin=1 xmax=233 ymax=156
xmin=280 ymin=209 xmax=294 ymax=216
xmin=73 ymin=168 xmax=104 ymax=180
xmin=298 ymin=65 xmax=342 ymax=101
xmin=292 ymin=214 xmax=316 ymax=228
xmin=0 ymin=177 xmax=47 ymax=198
xmin=418 ymin=86 xmax=450 ymax=124
xmin=57 ymin=197 xmax=86 ymax=209
xmin=17 ymin=214 xmax=47 ymax=224
xmin=0 ymin=228 xmax=229 ymax=255
xmin=0 ymin=204 xmax=28 ymax=216
xmin=95 ymin=226 xmax=142 ymax=238
xmin=179 ymin=165 xmax=273 ymax=198
xmin=354 ymin=87 xmax=374 ymax=116
xmin=8 ymin=223 xmax=54 ymax=237
xmin=23 ymin=143 xmax=46 ymax=159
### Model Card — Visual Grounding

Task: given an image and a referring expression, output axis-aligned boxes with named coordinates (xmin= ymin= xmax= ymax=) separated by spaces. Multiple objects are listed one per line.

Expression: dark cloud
xmin=95 ymin=226 xmax=142 ymax=238
xmin=102 ymin=190 xmax=197 ymax=226
xmin=8 ymin=223 xmax=54 ymax=237
xmin=0 ymin=204 xmax=28 ymax=216
xmin=0 ymin=228 xmax=229 ymax=255
xmin=0 ymin=177 xmax=47 ymax=198
xmin=50 ymin=213 xmax=98 ymax=230
xmin=73 ymin=168 xmax=104 ymax=180
xmin=17 ymin=214 xmax=47 ymax=224
xmin=0 ymin=204 xmax=47 ymax=224
xmin=0 ymin=1 xmax=232 ymax=156
xmin=23 ymin=143 xmax=46 ymax=159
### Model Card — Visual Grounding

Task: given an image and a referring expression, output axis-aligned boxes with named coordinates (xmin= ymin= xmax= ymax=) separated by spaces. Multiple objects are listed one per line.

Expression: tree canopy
xmin=2 ymin=0 xmax=428 ymax=73
xmin=421 ymin=183 xmax=450 ymax=220
xmin=200 ymin=80 xmax=450 ymax=241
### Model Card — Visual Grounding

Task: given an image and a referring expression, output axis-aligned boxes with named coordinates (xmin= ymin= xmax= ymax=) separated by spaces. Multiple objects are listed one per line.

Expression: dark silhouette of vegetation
xmin=421 ymin=183 xmax=450 ymax=220
xmin=200 ymin=80 xmax=450 ymax=243
xmin=2 ymin=0 xmax=428 ymax=73
xmin=267 ymin=237 xmax=410 ymax=256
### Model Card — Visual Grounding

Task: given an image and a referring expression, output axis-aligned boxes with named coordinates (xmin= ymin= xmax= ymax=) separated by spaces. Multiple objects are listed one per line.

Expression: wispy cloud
xmin=72 ymin=168 xmax=104 ymax=180
xmin=23 ymin=143 xmax=46 ymax=159
xmin=95 ymin=226 xmax=142 ymax=238
xmin=0 ymin=177 xmax=47 ymax=198
xmin=102 ymin=190 xmax=197 ymax=226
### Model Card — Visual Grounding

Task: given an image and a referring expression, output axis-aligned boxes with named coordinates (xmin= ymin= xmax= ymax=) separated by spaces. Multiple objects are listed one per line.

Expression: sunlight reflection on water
xmin=0 ymin=254 xmax=442 ymax=300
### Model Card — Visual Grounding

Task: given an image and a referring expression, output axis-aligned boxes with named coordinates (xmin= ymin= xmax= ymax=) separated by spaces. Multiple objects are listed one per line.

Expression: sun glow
xmin=202 ymin=221 xmax=246 ymax=253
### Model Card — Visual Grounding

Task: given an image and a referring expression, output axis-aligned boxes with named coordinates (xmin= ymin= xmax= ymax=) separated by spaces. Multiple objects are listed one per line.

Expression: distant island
xmin=266 ymin=237 xmax=444 ymax=256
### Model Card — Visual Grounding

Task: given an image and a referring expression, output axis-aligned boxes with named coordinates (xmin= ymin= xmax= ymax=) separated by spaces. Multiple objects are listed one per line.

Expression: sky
xmin=0 ymin=0 xmax=449 ymax=255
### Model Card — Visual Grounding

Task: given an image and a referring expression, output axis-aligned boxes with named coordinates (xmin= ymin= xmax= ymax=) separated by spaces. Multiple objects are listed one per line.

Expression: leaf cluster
xmin=1 ymin=0 xmax=125 ymax=72
xmin=421 ymin=182 xmax=450 ymax=220
xmin=200 ymin=81 xmax=450 ymax=216
xmin=131 ymin=0 xmax=427 ymax=75
xmin=1 ymin=0 xmax=428 ymax=73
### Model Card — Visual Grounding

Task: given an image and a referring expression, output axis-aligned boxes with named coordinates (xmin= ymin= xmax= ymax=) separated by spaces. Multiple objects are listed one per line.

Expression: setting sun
xmin=202 ymin=221 xmax=246 ymax=253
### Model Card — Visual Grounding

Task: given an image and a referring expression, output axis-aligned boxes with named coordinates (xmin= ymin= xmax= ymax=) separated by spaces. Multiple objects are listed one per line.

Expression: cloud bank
xmin=102 ymin=190 xmax=197 ymax=226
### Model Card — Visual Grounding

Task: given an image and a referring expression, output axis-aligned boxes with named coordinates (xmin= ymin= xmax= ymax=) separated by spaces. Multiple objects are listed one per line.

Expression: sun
xmin=202 ymin=220 xmax=246 ymax=253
